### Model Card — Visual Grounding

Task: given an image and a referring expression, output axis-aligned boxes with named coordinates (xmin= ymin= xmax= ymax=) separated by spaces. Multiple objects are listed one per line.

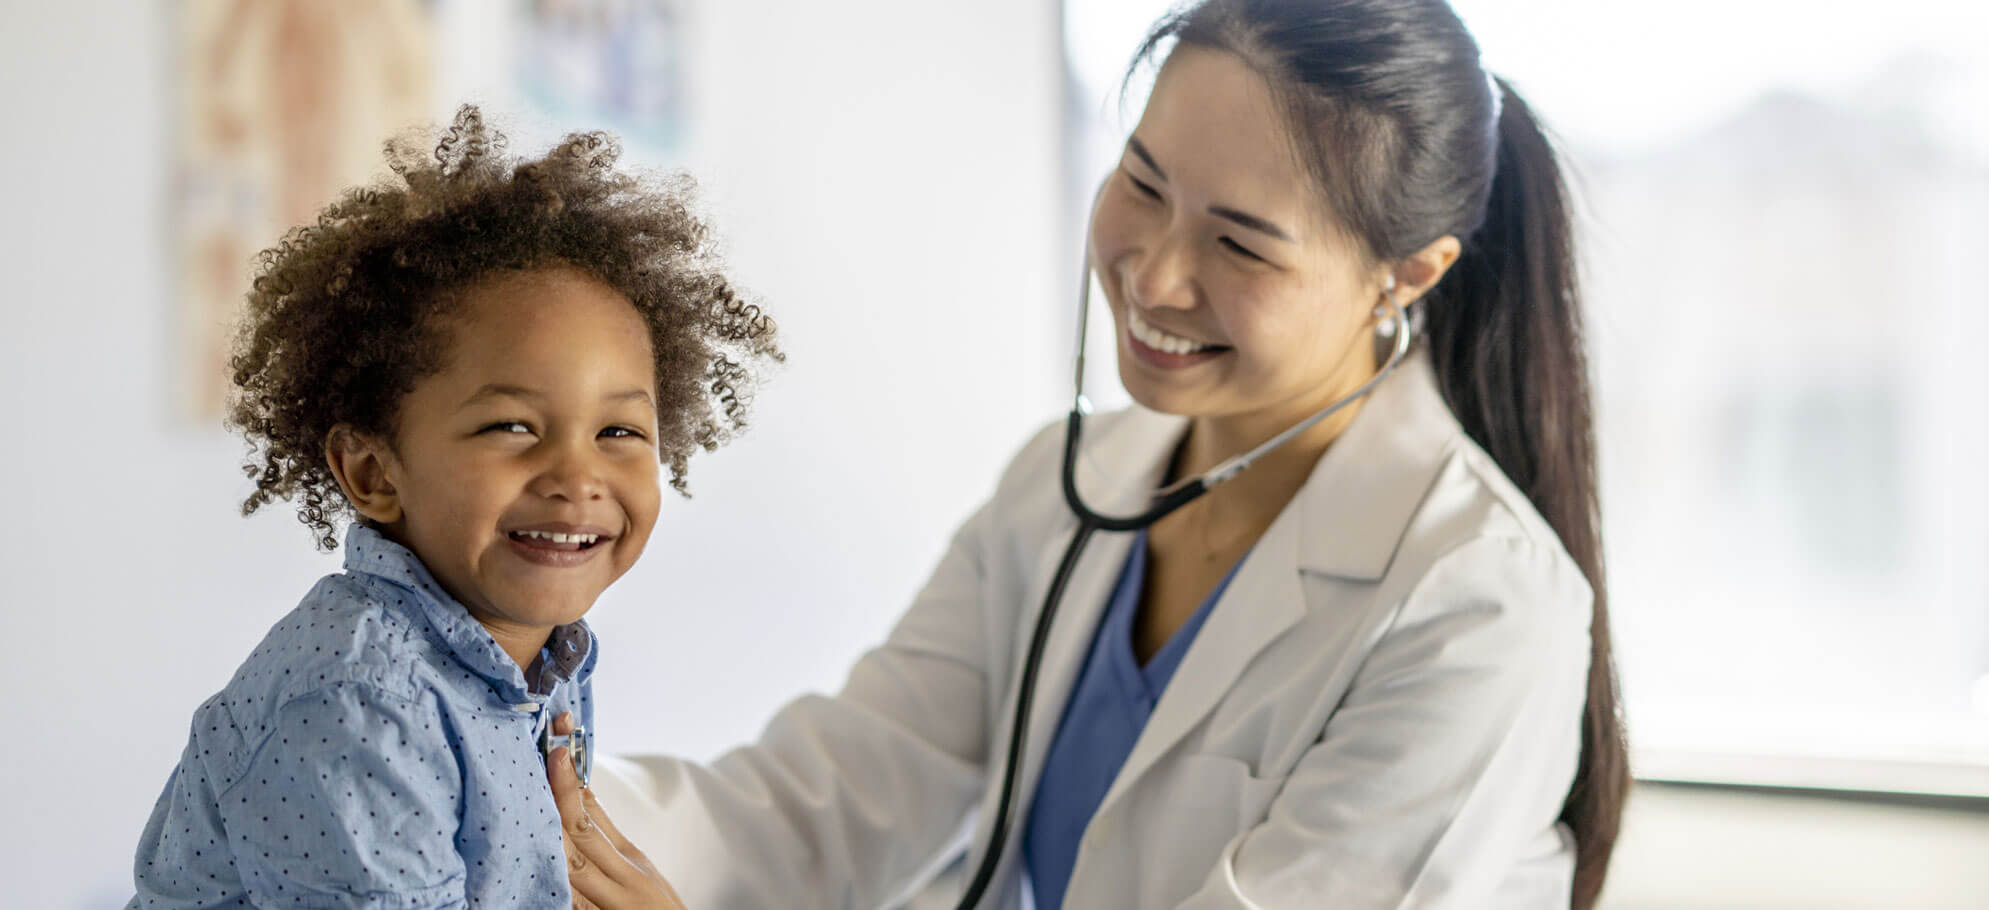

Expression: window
xmin=1064 ymin=0 xmax=1989 ymax=792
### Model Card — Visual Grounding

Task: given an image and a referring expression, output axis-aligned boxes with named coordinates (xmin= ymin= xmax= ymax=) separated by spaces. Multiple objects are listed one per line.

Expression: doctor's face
xmin=1090 ymin=46 xmax=1389 ymax=428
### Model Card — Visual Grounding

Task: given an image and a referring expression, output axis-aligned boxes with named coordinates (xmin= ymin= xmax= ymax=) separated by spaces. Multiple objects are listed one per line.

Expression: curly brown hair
xmin=228 ymin=105 xmax=782 ymax=550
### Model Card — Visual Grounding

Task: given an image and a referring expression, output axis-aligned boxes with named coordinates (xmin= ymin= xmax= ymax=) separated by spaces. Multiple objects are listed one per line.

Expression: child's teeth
xmin=518 ymin=530 xmax=600 ymax=544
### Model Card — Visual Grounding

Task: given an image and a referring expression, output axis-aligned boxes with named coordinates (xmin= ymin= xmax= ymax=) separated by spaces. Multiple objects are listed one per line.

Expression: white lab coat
xmin=594 ymin=349 xmax=1593 ymax=909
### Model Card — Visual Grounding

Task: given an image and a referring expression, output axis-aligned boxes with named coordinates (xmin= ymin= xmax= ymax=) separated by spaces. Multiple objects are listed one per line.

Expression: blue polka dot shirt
xmin=127 ymin=524 xmax=596 ymax=908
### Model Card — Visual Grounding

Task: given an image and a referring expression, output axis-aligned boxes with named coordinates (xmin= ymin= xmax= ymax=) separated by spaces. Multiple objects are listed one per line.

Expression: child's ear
xmin=325 ymin=424 xmax=404 ymax=526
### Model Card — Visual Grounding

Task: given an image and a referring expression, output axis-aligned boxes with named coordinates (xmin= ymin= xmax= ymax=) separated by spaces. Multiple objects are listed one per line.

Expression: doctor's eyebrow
xmin=1125 ymin=136 xmax=1296 ymax=243
xmin=1208 ymin=205 xmax=1294 ymax=243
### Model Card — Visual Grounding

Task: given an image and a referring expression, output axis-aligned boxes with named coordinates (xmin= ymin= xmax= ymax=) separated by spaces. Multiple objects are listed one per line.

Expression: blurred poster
xmin=515 ymin=0 xmax=687 ymax=155
xmin=174 ymin=0 xmax=434 ymax=420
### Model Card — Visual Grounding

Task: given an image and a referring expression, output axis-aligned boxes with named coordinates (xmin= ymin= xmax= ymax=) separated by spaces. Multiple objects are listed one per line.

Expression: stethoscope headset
xmin=952 ymin=246 xmax=1417 ymax=907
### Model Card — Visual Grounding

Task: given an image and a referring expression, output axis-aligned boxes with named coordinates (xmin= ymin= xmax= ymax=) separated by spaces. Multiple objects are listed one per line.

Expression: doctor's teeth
xmin=1130 ymin=311 xmax=1211 ymax=355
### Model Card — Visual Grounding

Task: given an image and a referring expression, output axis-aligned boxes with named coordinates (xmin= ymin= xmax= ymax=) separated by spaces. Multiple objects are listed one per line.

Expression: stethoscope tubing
xmin=951 ymin=259 xmax=1413 ymax=908
xmin=953 ymin=518 xmax=1098 ymax=907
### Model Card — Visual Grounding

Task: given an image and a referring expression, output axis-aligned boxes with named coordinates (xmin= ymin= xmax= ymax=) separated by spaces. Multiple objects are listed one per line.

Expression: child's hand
xmin=548 ymin=712 xmax=687 ymax=910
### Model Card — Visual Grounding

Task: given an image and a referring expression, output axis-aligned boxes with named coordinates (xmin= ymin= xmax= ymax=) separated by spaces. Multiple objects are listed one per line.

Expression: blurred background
xmin=2 ymin=0 xmax=1985 ymax=906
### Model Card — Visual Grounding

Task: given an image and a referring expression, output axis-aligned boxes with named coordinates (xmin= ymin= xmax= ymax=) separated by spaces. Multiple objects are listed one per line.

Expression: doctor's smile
xmin=1123 ymin=306 xmax=1234 ymax=369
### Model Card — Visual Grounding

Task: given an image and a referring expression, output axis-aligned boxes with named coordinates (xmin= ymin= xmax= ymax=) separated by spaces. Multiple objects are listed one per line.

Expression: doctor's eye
xmin=1125 ymin=172 xmax=1162 ymax=201
xmin=1220 ymin=237 xmax=1268 ymax=264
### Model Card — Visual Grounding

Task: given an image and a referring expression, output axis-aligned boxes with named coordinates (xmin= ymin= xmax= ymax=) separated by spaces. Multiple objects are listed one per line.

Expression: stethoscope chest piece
xmin=540 ymin=720 xmax=593 ymax=789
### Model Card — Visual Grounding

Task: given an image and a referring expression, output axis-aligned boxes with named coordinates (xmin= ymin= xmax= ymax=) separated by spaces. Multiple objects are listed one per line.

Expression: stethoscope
xmin=541 ymin=716 xmax=593 ymax=788
xmin=952 ymin=252 xmax=1417 ymax=908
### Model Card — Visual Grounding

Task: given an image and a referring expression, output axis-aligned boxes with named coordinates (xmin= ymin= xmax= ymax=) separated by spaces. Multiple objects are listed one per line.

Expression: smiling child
xmin=126 ymin=106 xmax=779 ymax=908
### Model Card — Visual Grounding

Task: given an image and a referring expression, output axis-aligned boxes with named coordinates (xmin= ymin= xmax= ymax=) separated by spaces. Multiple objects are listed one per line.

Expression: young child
xmin=128 ymin=106 xmax=780 ymax=908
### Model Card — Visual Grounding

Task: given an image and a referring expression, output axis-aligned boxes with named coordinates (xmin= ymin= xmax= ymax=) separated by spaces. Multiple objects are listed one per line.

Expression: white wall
xmin=0 ymin=1 xmax=1066 ymax=905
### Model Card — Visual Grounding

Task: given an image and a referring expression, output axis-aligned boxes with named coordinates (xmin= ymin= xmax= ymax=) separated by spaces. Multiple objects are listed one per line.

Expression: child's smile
xmin=329 ymin=265 xmax=665 ymax=669
xmin=505 ymin=525 xmax=614 ymax=566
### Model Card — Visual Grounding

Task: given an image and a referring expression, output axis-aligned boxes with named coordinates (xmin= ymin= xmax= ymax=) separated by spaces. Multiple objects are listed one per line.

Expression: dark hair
xmin=1135 ymin=2 xmax=1625 ymax=905
xmin=229 ymin=105 xmax=782 ymax=550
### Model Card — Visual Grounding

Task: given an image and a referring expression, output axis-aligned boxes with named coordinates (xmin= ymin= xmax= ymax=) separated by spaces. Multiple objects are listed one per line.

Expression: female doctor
xmin=549 ymin=0 xmax=1627 ymax=907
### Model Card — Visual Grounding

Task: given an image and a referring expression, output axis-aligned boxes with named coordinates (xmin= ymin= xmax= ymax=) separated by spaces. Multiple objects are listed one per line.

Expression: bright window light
xmin=1065 ymin=0 xmax=1989 ymax=793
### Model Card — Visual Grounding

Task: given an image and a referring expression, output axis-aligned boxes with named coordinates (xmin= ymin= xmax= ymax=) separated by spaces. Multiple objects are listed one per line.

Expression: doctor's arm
xmin=563 ymin=490 xmax=1022 ymax=910
xmin=1178 ymin=535 xmax=1595 ymax=910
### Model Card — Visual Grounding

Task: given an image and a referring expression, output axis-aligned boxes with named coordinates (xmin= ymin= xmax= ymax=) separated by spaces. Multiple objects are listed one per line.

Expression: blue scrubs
xmin=1023 ymin=529 xmax=1249 ymax=909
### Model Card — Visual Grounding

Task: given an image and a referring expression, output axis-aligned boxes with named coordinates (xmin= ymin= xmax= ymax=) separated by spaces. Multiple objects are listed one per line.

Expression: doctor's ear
xmin=1381 ymin=234 xmax=1462 ymax=307
xmin=325 ymin=425 xmax=404 ymax=526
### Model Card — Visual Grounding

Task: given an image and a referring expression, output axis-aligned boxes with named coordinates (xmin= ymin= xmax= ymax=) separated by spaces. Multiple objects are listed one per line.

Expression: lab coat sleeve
xmin=613 ymin=449 xmax=1045 ymax=909
xmin=1177 ymin=535 xmax=1593 ymax=910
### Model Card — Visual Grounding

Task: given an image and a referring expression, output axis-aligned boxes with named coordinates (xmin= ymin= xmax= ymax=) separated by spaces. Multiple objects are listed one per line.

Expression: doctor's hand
xmin=548 ymin=712 xmax=688 ymax=910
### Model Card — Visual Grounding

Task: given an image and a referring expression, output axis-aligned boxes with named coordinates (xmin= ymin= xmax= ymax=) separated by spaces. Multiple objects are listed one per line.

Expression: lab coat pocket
xmin=1138 ymin=754 xmax=1287 ymax=901
xmin=1172 ymin=753 xmax=1286 ymax=837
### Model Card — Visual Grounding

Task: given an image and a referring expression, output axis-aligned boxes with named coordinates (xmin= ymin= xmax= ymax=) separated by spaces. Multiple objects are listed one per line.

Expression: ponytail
xmin=1140 ymin=3 xmax=1629 ymax=902
xmin=1424 ymin=79 xmax=1627 ymax=910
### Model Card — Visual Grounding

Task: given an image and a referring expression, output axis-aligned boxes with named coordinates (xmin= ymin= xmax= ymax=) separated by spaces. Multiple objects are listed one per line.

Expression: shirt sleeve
xmin=214 ymin=681 xmax=468 ymax=910
xmin=1177 ymin=535 xmax=1593 ymax=910
xmin=129 ymin=716 xmax=239 ymax=908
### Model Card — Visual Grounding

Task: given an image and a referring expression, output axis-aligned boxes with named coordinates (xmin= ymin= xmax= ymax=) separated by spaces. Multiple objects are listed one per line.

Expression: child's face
xmin=361 ymin=267 xmax=663 ymax=662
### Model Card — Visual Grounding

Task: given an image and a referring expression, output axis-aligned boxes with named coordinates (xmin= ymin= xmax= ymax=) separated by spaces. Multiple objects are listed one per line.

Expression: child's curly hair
xmin=228 ymin=105 xmax=782 ymax=550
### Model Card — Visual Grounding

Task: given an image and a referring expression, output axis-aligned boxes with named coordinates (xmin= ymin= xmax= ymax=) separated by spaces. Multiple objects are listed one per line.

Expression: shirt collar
xmin=342 ymin=523 xmax=596 ymax=701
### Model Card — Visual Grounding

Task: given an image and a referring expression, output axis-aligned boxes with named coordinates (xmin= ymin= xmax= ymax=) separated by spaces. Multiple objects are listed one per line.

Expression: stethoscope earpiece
xmin=1374 ymin=277 xmax=1413 ymax=341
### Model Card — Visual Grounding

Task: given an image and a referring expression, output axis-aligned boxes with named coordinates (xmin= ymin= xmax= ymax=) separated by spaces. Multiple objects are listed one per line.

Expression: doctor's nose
xmin=1122 ymin=232 xmax=1198 ymax=312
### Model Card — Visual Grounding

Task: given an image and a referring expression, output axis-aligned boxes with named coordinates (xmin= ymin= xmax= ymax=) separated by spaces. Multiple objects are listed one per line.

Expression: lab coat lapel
xmin=965 ymin=408 xmax=1188 ymax=888
xmin=1092 ymin=502 xmax=1306 ymax=821
xmin=1092 ymin=350 xmax=1456 ymax=821
xmin=1297 ymin=348 xmax=1459 ymax=580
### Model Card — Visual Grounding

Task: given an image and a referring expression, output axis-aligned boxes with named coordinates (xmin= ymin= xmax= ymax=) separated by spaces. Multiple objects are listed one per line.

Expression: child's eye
xmin=599 ymin=426 xmax=647 ymax=440
xmin=480 ymin=421 xmax=534 ymax=435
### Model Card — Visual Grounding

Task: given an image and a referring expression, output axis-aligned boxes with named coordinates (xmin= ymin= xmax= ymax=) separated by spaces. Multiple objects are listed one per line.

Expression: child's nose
xmin=529 ymin=446 xmax=608 ymax=502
